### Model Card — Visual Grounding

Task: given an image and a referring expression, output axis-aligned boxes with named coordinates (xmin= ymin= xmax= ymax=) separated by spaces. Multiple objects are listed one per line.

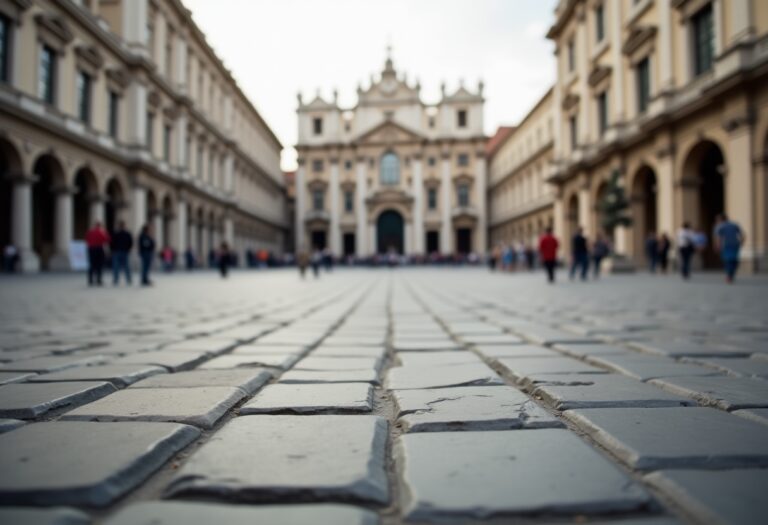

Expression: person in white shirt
xmin=676 ymin=222 xmax=696 ymax=279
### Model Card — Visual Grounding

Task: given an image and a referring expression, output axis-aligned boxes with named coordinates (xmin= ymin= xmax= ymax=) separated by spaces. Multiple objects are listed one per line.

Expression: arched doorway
xmin=73 ymin=168 xmax=98 ymax=240
xmin=631 ymin=166 xmax=658 ymax=260
xmin=0 ymin=139 xmax=22 ymax=251
xmin=376 ymin=210 xmax=404 ymax=254
xmin=105 ymin=178 xmax=124 ymax=235
xmin=683 ymin=141 xmax=725 ymax=268
xmin=32 ymin=154 xmax=64 ymax=270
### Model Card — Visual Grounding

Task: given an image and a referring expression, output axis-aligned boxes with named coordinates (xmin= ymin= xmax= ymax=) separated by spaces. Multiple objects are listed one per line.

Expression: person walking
xmin=538 ymin=227 xmax=559 ymax=283
xmin=184 ymin=248 xmax=195 ymax=270
xmin=296 ymin=249 xmax=309 ymax=279
xmin=138 ymin=224 xmax=156 ymax=286
xmin=311 ymin=248 xmax=322 ymax=277
xmin=569 ymin=227 xmax=590 ymax=281
xmin=677 ymin=222 xmax=696 ymax=280
xmin=489 ymin=245 xmax=501 ymax=272
xmin=658 ymin=233 xmax=671 ymax=273
xmin=161 ymin=246 xmax=174 ymax=272
xmin=85 ymin=221 xmax=110 ymax=286
xmin=592 ymin=234 xmax=610 ymax=279
xmin=3 ymin=244 xmax=18 ymax=273
xmin=645 ymin=232 xmax=659 ymax=273
xmin=217 ymin=242 xmax=231 ymax=278
xmin=714 ymin=213 xmax=744 ymax=284
xmin=111 ymin=221 xmax=133 ymax=285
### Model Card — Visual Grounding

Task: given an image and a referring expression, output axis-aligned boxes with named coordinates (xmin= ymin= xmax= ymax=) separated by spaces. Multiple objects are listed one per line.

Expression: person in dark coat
xmin=85 ymin=221 xmax=110 ymax=286
xmin=569 ymin=227 xmax=589 ymax=281
xmin=218 ymin=242 xmax=231 ymax=278
xmin=111 ymin=221 xmax=133 ymax=285
xmin=645 ymin=232 xmax=659 ymax=273
xmin=138 ymin=224 xmax=156 ymax=286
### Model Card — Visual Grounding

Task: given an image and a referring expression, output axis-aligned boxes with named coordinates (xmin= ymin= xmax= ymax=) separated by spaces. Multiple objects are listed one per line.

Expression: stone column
xmin=175 ymin=32 xmax=188 ymax=92
xmin=153 ymin=211 xmax=164 ymax=249
xmin=440 ymin=154 xmax=453 ymax=254
xmin=176 ymin=199 xmax=187 ymax=266
xmin=355 ymin=157 xmax=368 ymax=257
xmin=474 ymin=151 xmax=488 ymax=254
xmin=411 ymin=154 xmax=424 ymax=254
xmin=729 ymin=0 xmax=755 ymax=45
xmin=552 ymin=187 xmax=565 ymax=244
xmin=657 ymin=0 xmax=674 ymax=94
xmin=578 ymin=181 xmax=591 ymax=237
xmin=132 ymin=185 xmax=147 ymax=233
xmin=122 ymin=0 xmax=148 ymax=54
xmin=404 ymin=222 xmax=413 ymax=254
xmin=175 ymin=112 xmax=188 ymax=170
xmin=225 ymin=216 xmax=234 ymax=245
xmin=576 ymin=6 xmax=589 ymax=144
xmin=295 ymin=160 xmax=306 ymax=253
xmin=329 ymin=158 xmax=341 ymax=256
xmin=224 ymin=154 xmax=234 ymax=193
xmin=126 ymin=80 xmax=148 ymax=148
xmin=726 ymin=121 xmax=756 ymax=270
xmin=610 ymin=0 xmax=627 ymax=119
xmin=11 ymin=177 xmax=39 ymax=272
xmin=49 ymin=185 xmax=75 ymax=270
xmin=368 ymin=223 xmax=376 ymax=255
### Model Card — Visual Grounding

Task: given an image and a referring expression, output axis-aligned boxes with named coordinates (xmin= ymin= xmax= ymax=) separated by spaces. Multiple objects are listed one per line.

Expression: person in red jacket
xmin=538 ymin=227 xmax=559 ymax=283
xmin=85 ymin=221 xmax=111 ymax=286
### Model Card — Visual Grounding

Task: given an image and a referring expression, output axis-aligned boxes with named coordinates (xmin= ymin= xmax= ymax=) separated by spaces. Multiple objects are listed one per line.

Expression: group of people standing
xmin=488 ymin=243 xmax=537 ymax=272
xmin=296 ymin=247 xmax=334 ymax=278
xmin=535 ymin=227 xmax=610 ymax=284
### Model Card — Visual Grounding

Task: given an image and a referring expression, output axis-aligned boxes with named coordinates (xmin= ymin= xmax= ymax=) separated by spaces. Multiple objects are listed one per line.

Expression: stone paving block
xmin=393 ymin=385 xmax=561 ymax=431
xmin=395 ymin=429 xmax=650 ymax=521
xmin=311 ymin=346 xmax=386 ymax=359
xmin=241 ymin=383 xmax=374 ymax=414
xmin=732 ymin=408 xmax=768 ymax=426
xmin=397 ymin=351 xmax=482 ymax=367
xmin=532 ymin=374 xmax=695 ymax=410
xmin=279 ymin=369 xmax=380 ymax=384
xmin=0 ymin=355 xmax=109 ymax=373
xmin=199 ymin=354 xmax=299 ymax=370
xmin=105 ymin=501 xmax=379 ymax=525
xmin=294 ymin=356 xmax=382 ymax=372
xmin=628 ymin=340 xmax=750 ymax=358
xmin=496 ymin=356 xmax=607 ymax=385
xmin=648 ymin=376 xmax=768 ymax=410
xmin=0 ymin=381 xmax=117 ymax=419
xmin=513 ymin=326 xmax=600 ymax=346
xmin=131 ymin=368 xmax=273 ymax=395
xmin=387 ymin=362 xmax=503 ymax=390
xmin=28 ymin=364 xmax=166 ymax=388
xmin=230 ymin=344 xmax=307 ymax=355
xmin=0 ymin=371 xmax=37 ymax=385
xmin=61 ymin=386 xmax=245 ymax=429
xmin=0 ymin=421 xmax=199 ymax=507
xmin=111 ymin=351 xmax=209 ymax=372
xmin=552 ymin=343 xmax=634 ymax=358
xmin=645 ymin=469 xmax=768 ymax=525
xmin=165 ymin=415 xmax=389 ymax=505
xmin=682 ymin=357 xmax=768 ymax=379
xmin=460 ymin=334 xmax=524 ymax=345
xmin=323 ymin=335 xmax=387 ymax=346
xmin=474 ymin=344 xmax=561 ymax=360
xmin=392 ymin=339 xmax=460 ymax=351
xmin=256 ymin=333 xmax=324 ymax=346
xmin=565 ymin=407 xmax=768 ymax=469
xmin=162 ymin=338 xmax=239 ymax=356
xmin=0 ymin=506 xmax=91 ymax=525
xmin=0 ymin=418 xmax=25 ymax=433
xmin=585 ymin=354 xmax=721 ymax=381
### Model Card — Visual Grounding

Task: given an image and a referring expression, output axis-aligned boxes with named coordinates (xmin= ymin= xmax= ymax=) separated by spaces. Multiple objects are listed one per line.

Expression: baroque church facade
xmin=294 ymin=53 xmax=487 ymax=258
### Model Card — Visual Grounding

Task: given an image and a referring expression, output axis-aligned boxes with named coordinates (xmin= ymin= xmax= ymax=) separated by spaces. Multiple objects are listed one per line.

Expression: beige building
xmin=488 ymin=89 xmax=556 ymax=248
xmin=0 ymin=0 xmax=287 ymax=272
xmin=545 ymin=0 xmax=768 ymax=270
xmin=294 ymin=53 xmax=487 ymax=258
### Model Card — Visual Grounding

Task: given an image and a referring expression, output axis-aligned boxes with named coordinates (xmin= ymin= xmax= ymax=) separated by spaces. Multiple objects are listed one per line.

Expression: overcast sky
xmin=182 ymin=0 xmax=558 ymax=171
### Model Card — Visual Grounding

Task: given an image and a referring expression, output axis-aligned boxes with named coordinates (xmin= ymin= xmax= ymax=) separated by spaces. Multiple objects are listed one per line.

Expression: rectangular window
xmin=108 ymin=90 xmax=119 ymax=138
xmin=636 ymin=57 xmax=650 ymax=114
xmin=595 ymin=4 xmax=605 ymax=43
xmin=39 ymin=45 xmax=56 ymax=104
xmin=0 ymin=14 xmax=10 ymax=83
xmin=569 ymin=115 xmax=578 ymax=150
xmin=427 ymin=187 xmax=437 ymax=210
xmin=146 ymin=112 xmax=155 ymax=152
xmin=692 ymin=4 xmax=714 ymax=76
xmin=312 ymin=117 xmax=323 ymax=135
xmin=458 ymin=184 xmax=470 ymax=207
xmin=457 ymin=109 xmax=467 ymax=128
xmin=77 ymin=71 xmax=91 ymax=124
xmin=428 ymin=157 xmax=436 ymax=167
xmin=312 ymin=189 xmax=324 ymax=211
xmin=163 ymin=124 xmax=172 ymax=161
xmin=567 ymin=39 xmax=575 ymax=72
xmin=457 ymin=153 xmax=469 ymax=167
xmin=312 ymin=159 xmax=324 ymax=173
xmin=597 ymin=91 xmax=609 ymax=135
xmin=344 ymin=190 xmax=354 ymax=213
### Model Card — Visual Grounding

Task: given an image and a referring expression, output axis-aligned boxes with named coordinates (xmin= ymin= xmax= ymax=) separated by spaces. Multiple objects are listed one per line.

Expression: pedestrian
xmin=677 ymin=222 xmax=696 ymax=280
xmin=569 ymin=227 xmax=590 ymax=281
xmin=296 ymin=249 xmax=309 ymax=278
xmin=311 ymin=249 xmax=322 ymax=277
xmin=657 ymin=233 xmax=671 ymax=273
xmin=502 ymin=244 xmax=514 ymax=271
xmin=85 ymin=221 xmax=110 ymax=286
xmin=592 ymin=234 xmax=610 ymax=279
xmin=645 ymin=232 xmax=659 ymax=273
xmin=111 ymin=221 xmax=133 ymax=285
xmin=538 ymin=227 xmax=559 ymax=283
xmin=322 ymin=247 xmax=333 ymax=272
xmin=524 ymin=242 xmax=536 ymax=270
xmin=217 ymin=242 xmax=231 ymax=278
xmin=138 ymin=224 xmax=156 ymax=286
xmin=489 ymin=245 xmax=501 ymax=272
xmin=714 ymin=213 xmax=744 ymax=284
xmin=184 ymin=248 xmax=195 ymax=270
xmin=3 ymin=244 xmax=18 ymax=273
xmin=161 ymin=246 xmax=174 ymax=272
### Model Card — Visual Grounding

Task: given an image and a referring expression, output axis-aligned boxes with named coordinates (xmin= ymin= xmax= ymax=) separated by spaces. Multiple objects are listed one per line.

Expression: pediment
xmin=304 ymin=95 xmax=335 ymax=110
xmin=354 ymin=120 xmax=424 ymax=146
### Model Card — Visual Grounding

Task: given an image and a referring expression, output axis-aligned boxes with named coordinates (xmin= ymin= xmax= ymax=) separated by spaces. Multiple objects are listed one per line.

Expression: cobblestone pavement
xmin=0 ymin=269 xmax=767 ymax=525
